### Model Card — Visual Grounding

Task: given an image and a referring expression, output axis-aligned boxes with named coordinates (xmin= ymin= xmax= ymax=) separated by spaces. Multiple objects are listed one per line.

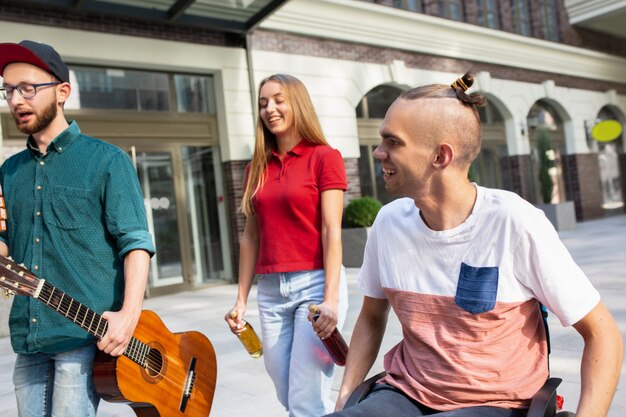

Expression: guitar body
xmin=93 ymin=310 xmax=217 ymax=417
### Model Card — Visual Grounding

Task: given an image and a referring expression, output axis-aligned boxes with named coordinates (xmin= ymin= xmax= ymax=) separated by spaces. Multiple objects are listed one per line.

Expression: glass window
xmin=511 ymin=0 xmax=532 ymax=36
xmin=71 ymin=66 xmax=170 ymax=111
xmin=478 ymin=0 xmax=500 ymax=29
xmin=540 ymin=0 xmax=559 ymax=41
xmin=393 ymin=0 xmax=422 ymax=12
xmin=478 ymin=101 xmax=504 ymax=124
xmin=175 ymin=75 xmax=216 ymax=114
xmin=439 ymin=0 xmax=465 ymax=21
xmin=358 ymin=85 xmax=403 ymax=119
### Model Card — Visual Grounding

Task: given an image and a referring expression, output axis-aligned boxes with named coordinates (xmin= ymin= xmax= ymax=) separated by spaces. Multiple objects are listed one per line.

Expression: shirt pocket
xmin=50 ymin=185 xmax=91 ymax=230
xmin=455 ymin=262 xmax=499 ymax=314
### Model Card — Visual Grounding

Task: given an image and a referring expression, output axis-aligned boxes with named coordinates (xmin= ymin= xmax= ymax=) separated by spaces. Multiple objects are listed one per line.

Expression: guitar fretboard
xmin=38 ymin=280 xmax=151 ymax=366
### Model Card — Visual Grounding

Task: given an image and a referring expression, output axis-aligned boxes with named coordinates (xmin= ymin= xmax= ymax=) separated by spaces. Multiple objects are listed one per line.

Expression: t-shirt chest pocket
xmin=455 ymin=262 xmax=499 ymax=314
xmin=48 ymin=185 xmax=93 ymax=230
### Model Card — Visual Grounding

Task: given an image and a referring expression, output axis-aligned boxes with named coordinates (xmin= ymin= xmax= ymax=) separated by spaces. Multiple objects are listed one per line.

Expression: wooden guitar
xmin=0 ymin=254 xmax=217 ymax=417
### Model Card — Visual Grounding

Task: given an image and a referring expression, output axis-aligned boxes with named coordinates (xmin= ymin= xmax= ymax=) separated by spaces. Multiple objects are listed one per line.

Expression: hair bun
xmin=451 ymin=73 xmax=474 ymax=93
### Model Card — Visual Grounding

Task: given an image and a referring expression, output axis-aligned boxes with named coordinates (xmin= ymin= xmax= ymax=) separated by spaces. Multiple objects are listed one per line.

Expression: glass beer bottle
xmin=309 ymin=304 xmax=349 ymax=366
xmin=229 ymin=310 xmax=263 ymax=358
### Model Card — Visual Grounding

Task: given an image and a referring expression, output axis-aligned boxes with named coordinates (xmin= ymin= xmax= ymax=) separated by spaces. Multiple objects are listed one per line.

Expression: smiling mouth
xmin=382 ymin=168 xmax=396 ymax=177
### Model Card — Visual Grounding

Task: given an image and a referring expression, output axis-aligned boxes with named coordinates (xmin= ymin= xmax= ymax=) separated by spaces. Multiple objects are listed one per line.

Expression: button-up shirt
xmin=0 ymin=121 xmax=155 ymax=354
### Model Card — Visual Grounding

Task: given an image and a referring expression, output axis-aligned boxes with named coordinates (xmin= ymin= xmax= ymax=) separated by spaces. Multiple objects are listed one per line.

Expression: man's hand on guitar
xmin=99 ymin=309 xmax=141 ymax=356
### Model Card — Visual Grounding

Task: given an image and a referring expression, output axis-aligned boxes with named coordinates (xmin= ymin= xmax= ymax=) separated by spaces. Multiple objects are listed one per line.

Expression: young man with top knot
xmin=0 ymin=40 xmax=155 ymax=417
xmin=325 ymin=74 xmax=623 ymax=417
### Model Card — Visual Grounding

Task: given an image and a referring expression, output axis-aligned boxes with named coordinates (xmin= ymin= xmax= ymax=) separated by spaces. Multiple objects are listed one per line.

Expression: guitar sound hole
xmin=146 ymin=349 xmax=164 ymax=377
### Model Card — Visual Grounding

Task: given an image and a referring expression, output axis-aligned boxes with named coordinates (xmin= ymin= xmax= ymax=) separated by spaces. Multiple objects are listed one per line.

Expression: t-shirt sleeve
xmin=317 ymin=147 xmax=347 ymax=191
xmin=513 ymin=208 xmax=600 ymax=327
xmin=358 ymin=215 xmax=386 ymax=299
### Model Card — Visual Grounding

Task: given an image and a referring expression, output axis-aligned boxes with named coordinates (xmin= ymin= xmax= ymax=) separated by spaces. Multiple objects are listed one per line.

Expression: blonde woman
xmin=225 ymin=74 xmax=348 ymax=417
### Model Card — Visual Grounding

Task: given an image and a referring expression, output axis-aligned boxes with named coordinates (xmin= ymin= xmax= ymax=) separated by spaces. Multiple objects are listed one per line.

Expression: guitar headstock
xmin=0 ymin=255 xmax=42 ymax=299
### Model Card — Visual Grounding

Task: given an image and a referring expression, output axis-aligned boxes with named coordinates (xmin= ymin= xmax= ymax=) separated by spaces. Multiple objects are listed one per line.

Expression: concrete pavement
xmin=0 ymin=214 xmax=625 ymax=417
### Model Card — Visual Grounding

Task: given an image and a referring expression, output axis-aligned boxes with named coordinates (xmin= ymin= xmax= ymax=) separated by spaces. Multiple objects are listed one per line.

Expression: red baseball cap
xmin=0 ymin=40 xmax=70 ymax=83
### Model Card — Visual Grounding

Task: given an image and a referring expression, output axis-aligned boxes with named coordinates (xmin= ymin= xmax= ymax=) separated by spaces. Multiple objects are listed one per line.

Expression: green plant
xmin=344 ymin=196 xmax=382 ymax=228
xmin=537 ymin=129 xmax=554 ymax=204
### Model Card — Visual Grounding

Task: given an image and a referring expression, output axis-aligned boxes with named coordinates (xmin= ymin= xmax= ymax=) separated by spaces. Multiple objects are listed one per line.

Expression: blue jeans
xmin=257 ymin=268 xmax=349 ymax=417
xmin=13 ymin=344 xmax=100 ymax=417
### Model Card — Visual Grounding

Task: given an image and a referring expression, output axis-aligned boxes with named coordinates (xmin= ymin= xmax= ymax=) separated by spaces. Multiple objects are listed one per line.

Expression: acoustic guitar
xmin=0 ymin=254 xmax=217 ymax=417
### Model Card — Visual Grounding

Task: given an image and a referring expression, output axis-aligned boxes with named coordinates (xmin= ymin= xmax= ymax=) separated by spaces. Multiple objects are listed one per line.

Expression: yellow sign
xmin=591 ymin=120 xmax=622 ymax=142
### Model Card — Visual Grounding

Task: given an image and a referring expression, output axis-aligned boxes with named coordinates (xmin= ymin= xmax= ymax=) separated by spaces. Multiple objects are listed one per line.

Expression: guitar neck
xmin=36 ymin=280 xmax=148 ymax=365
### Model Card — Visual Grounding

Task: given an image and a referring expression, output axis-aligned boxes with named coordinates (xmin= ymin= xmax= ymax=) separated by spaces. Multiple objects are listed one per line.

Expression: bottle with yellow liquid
xmin=229 ymin=310 xmax=263 ymax=358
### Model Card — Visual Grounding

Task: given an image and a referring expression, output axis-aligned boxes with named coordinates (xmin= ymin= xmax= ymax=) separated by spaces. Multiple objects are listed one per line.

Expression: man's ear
xmin=433 ymin=143 xmax=454 ymax=169
xmin=56 ymin=82 xmax=71 ymax=106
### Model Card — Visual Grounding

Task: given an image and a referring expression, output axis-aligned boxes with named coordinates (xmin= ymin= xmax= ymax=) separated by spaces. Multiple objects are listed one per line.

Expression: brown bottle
xmin=309 ymin=304 xmax=348 ymax=366
xmin=229 ymin=310 xmax=263 ymax=358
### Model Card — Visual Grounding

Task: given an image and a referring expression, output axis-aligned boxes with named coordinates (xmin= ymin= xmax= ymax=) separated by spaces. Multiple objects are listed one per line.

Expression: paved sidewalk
xmin=0 ymin=214 xmax=625 ymax=417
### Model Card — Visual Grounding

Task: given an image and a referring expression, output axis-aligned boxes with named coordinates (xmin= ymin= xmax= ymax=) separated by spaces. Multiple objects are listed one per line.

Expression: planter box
xmin=342 ymin=227 xmax=372 ymax=268
xmin=536 ymin=201 xmax=576 ymax=231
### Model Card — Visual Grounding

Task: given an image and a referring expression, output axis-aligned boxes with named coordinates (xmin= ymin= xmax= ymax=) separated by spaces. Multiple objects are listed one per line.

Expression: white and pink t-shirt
xmin=360 ymin=186 xmax=600 ymax=411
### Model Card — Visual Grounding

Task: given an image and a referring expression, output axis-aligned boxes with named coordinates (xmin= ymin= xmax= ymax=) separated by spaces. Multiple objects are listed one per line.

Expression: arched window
xmin=595 ymin=106 xmax=624 ymax=213
xmin=356 ymin=85 xmax=404 ymax=204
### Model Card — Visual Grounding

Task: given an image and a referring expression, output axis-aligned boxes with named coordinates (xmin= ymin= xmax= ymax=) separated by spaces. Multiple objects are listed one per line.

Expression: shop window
xmin=72 ymin=66 xmax=170 ymax=111
xmin=477 ymin=0 xmax=500 ymax=29
xmin=511 ymin=0 xmax=532 ymax=36
xmin=69 ymin=66 xmax=216 ymax=114
xmin=539 ymin=0 xmax=560 ymax=41
xmin=438 ymin=0 xmax=465 ymax=22
xmin=175 ymin=75 xmax=216 ymax=114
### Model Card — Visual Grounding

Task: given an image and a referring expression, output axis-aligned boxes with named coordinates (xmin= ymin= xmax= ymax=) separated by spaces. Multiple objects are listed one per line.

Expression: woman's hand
xmin=309 ymin=301 xmax=338 ymax=339
xmin=225 ymin=303 xmax=248 ymax=335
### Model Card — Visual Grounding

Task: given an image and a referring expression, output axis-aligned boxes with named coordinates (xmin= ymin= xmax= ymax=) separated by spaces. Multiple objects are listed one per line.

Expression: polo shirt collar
xmin=27 ymin=120 xmax=81 ymax=155
xmin=270 ymin=139 xmax=315 ymax=159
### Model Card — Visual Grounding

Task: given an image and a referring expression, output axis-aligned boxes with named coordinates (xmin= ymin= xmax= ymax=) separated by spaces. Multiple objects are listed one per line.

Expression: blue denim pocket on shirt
xmin=455 ymin=263 xmax=499 ymax=314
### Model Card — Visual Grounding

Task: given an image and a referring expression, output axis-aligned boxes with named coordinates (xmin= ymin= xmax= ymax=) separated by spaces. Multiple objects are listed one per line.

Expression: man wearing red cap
xmin=0 ymin=41 xmax=155 ymax=417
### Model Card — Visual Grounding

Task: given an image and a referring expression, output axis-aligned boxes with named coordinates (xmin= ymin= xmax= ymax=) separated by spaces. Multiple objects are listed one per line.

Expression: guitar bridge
xmin=179 ymin=356 xmax=197 ymax=412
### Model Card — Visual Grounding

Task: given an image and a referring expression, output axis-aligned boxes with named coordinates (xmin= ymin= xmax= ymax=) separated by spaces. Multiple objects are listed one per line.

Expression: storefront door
xmin=120 ymin=142 xmax=231 ymax=290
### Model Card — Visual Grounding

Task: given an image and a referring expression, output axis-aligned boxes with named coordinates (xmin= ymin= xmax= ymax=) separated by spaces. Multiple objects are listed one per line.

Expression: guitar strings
xmin=36 ymin=285 xmax=191 ymax=392
xmin=2 ymin=264 xmax=196 ymax=394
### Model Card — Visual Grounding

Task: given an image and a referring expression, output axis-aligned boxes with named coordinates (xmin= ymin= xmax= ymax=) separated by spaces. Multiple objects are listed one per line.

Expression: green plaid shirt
xmin=0 ymin=121 xmax=155 ymax=354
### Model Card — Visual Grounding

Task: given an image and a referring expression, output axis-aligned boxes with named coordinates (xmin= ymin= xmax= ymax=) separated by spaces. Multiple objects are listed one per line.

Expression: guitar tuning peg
xmin=19 ymin=263 xmax=25 ymax=267
xmin=7 ymin=256 xmax=13 ymax=260
xmin=2 ymin=289 xmax=14 ymax=299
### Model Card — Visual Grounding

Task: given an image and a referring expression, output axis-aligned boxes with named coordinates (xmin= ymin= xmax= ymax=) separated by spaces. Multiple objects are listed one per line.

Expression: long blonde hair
xmin=241 ymin=74 xmax=328 ymax=216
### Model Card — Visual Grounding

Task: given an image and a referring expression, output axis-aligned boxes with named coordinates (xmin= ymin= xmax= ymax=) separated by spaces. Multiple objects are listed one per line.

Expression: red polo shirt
xmin=252 ymin=140 xmax=347 ymax=274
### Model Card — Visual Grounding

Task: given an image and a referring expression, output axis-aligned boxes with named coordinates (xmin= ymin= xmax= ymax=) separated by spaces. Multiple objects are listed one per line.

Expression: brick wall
xmin=506 ymin=154 xmax=533 ymax=201
xmin=250 ymin=30 xmax=626 ymax=95
xmin=223 ymin=160 xmax=248 ymax=278
xmin=562 ymin=153 xmax=604 ymax=220
xmin=370 ymin=0 xmax=626 ymax=57
xmin=344 ymin=157 xmax=362 ymax=205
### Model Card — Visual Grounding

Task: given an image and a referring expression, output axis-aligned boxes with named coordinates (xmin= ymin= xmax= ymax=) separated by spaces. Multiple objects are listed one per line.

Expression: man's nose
xmin=373 ymin=145 xmax=386 ymax=160
xmin=7 ymin=91 xmax=25 ymax=106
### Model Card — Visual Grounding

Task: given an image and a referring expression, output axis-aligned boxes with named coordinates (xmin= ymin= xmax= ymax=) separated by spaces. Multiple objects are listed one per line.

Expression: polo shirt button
xmin=31 ymin=318 xmax=37 ymax=323
xmin=36 ymin=211 xmax=41 ymax=216
xmin=39 ymin=161 xmax=45 ymax=166
xmin=36 ymin=185 xmax=42 ymax=190
xmin=35 ymin=238 xmax=41 ymax=243
xmin=33 ymin=265 xmax=39 ymax=270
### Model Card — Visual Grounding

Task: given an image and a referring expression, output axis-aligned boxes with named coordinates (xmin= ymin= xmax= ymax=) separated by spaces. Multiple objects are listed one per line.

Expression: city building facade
xmin=0 ymin=0 xmax=624 ymax=299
